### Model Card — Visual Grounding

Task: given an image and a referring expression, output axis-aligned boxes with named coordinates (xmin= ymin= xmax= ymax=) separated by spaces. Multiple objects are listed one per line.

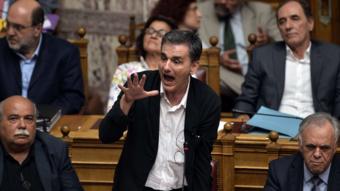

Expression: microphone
xmin=182 ymin=141 xmax=189 ymax=191
xmin=232 ymin=108 xmax=303 ymax=120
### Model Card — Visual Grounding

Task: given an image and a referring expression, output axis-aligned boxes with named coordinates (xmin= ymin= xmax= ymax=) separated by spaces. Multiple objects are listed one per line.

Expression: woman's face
xmin=182 ymin=2 xmax=201 ymax=31
xmin=143 ymin=20 xmax=172 ymax=54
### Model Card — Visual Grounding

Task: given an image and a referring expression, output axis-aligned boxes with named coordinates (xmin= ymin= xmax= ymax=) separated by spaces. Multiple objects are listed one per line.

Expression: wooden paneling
xmin=50 ymin=116 xmax=300 ymax=191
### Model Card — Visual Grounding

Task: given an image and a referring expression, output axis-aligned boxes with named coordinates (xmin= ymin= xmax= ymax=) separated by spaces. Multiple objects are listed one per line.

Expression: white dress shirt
xmin=145 ymin=78 xmax=190 ymax=190
xmin=279 ymin=43 xmax=315 ymax=118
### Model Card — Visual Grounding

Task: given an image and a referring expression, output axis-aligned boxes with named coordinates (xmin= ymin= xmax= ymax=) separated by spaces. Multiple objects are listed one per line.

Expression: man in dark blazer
xmin=99 ymin=30 xmax=221 ymax=191
xmin=234 ymin=0 xmax=340 ymax=119
xmin=0 ymin=0 xmax=84 ymax=114
xmin=264 ymin=112 xmax=340 ymax=191
xmin=0 ymin=96 xmax=83 ymax=191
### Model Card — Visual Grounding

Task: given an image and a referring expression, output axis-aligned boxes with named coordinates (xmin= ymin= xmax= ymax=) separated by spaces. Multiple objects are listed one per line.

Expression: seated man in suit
xmin=0 ymin=96 xmax=83 ymax=191
xmin=234 ymin=0 xmax=340 ymax=119
xmin=99 ymin=30 xmax=221 ymax=191
xmin=264 ymin=112 xmax=340 ymax=191
xmin=0 ymin=0 xmax=84 ymax=114
xmin=198 ymin=0 xmax=281 ymax=110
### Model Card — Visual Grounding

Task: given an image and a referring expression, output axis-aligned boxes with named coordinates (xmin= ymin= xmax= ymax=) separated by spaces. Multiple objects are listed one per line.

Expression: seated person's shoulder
xmin=43 ymin=33 xmax=79 ymax=51
xmin=36 ymin=131 xmax=67 ymax=151
xmin=270 ymin=153 xmax=300 ymax=167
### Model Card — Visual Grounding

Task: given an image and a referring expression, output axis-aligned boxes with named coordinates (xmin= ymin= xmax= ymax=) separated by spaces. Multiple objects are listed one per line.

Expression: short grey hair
xmin=298 ymin=112 xmax=339 ymax=143
xmin=0 ymin=98 xmax=38 ymax=121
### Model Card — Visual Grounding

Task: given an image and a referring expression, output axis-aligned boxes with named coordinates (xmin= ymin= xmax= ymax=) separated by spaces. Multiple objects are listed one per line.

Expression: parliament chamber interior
xmin=0 ymin=0 xmax=340 ymax=190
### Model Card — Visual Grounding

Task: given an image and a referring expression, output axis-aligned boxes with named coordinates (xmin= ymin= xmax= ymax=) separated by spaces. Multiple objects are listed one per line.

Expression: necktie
xmin=223 ymin=19 xmax=237 ymax=60
xmin=311 ymin=175 xmax=321 ymax=191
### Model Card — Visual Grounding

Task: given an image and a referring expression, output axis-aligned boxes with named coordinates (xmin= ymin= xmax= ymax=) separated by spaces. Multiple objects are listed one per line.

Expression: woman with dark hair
xmin=106 ymin=15 xmax=177 ymax=112
xmin=150 ymin=0 xmax=201 ymax=32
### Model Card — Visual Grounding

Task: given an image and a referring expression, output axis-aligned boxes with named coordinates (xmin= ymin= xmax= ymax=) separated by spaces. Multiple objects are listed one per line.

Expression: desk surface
xmin=50 ymin=115 xmax=295 ymax=144
xmin=50 ymin=115 xmax=103 ymax=140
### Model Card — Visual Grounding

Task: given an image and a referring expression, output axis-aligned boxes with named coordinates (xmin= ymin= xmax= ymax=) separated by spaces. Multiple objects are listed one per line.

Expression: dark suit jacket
xmin=0 ymin=34 xmax=84 ymax=114
xmin=234 ymin=41 xmax=340 ymax=118
xmin=264 ymin=153 xmax=340 ymax=191
xmin=0 ymin=131 xmax=83 ymax=191
xmin=99 ymin=70 xmax=221 ymax=191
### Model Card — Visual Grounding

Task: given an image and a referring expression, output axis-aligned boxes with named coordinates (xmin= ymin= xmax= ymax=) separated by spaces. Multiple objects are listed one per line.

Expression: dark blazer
xmin=264 ymin=153 xmax=340 ymax=191
xmin=99 ymin=70 xmax=221 ymax=191
xmin=0 ymin=34 xmax=84 ymax=114
xmin=0 ymin=131 xmax=83 ymax=191
xmin=234 ymin=41 xmax=340 ymax=118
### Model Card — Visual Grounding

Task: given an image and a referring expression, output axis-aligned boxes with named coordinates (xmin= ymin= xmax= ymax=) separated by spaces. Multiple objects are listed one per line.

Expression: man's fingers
xmin=257 ymin=27 xmax=264 ymax=34
xmin=118 ymin=84 xmax=127 ymax=92
xmin=140 ymin=74 xmax=146 ymax=87
xmin=146 ymin=90 xmax=159 ymax=97
xmin=224 ymin=48 xmax=236 ymax=54
xmin=132 ymin=73 xmax=139 ymax=86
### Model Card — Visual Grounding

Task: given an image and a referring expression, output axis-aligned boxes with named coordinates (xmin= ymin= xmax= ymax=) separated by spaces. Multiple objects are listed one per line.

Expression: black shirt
xmin=0 ymin=144 xmax=44 ymax=191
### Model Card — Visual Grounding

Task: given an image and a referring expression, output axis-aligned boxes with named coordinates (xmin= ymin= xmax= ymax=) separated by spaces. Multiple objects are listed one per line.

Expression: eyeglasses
xmin=145 ymin=27 xmax=167 ymax=38
xmin=5 ymin=20 xmax=34 ymax=32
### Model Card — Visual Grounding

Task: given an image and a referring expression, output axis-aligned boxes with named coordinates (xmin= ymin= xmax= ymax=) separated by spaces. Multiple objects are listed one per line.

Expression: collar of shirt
xmin=160 ymin=76 xmax=191 ymax=110
xmin=1 ymin=142 xmax=35 ymax=166
xmin=303 ymin=162 xmax=330 ymax=185
xmin=16 ymin=34 xmax=42 ymax=61
xmin=286 ymin=41 xmax=311 ymax=63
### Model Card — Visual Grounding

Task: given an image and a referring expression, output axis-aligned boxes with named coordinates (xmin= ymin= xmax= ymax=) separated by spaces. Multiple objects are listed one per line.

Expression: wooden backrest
xmin=68 ymin=27 xmax=89 ymax=101
xmin=116 ymin=35 xmax=221 ymax=95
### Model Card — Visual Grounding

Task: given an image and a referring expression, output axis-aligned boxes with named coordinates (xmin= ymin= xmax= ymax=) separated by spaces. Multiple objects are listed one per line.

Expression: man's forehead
xmin=162 ymin=43 xmax=189 ymax=56
xmin=278 ymin=1 xmax=304 ymax=17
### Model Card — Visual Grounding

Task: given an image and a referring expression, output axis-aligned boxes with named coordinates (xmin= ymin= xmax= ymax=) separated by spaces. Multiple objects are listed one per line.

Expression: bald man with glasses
xmin=0 ymin=0 xmax=84 ymax=114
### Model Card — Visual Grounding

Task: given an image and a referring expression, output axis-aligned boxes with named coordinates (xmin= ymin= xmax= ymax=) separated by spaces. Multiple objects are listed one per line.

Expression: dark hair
xmin=31 ymin=6 xmax=45 ymax=26
xmin=136 ymin=15 xmax=177 ymax=58
xmin=276 ymin=0 xmax=313 ymax=20
xmin=161 ymin=30 xmax=202 ymax=62
xmin=150 ymin=0 xmax=196 ymax=26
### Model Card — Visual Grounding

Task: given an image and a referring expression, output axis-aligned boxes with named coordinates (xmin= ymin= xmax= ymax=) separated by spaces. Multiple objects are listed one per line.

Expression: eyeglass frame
xmin=144 ymin=27 xmax=167 ymax=38
xmin=5 ymin=20 xmax=36 ymax=33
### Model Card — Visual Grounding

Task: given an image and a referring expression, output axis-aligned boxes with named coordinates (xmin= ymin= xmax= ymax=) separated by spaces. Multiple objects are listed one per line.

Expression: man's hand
xmin=221 ymin=49 xmax=242 ymax=74
xmin=118 ymin=73 xmax=159 ymax=115
xmin=256 ymin=27 xmax=270 ymax=46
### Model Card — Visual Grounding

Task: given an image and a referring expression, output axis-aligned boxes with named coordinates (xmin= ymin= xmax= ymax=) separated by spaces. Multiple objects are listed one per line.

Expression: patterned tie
xmin=223 ymin=19 xmax=237 ymax=60
xmin=311 ymin=175 xmax=321 ymax=191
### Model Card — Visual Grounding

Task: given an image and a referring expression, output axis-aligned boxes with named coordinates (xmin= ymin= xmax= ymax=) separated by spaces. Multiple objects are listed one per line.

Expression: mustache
xmin=14 ymin=129 xmax=30 ymax=136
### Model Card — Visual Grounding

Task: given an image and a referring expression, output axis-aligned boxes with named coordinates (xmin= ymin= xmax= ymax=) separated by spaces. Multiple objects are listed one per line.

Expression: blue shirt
xmin=17 ymin=35 xmax=42 ymax=97
xmin=303 ymin=162 xmax=330 ymax=191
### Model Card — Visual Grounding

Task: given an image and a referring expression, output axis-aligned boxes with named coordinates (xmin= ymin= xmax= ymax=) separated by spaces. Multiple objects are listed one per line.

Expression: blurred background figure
xmin=150 ymin=0 xmax=201 ymax=32
xmin=106 ymin=15 xmax=177 ymax=112
xmin=198 ymin=0 xmax=281 ymax=111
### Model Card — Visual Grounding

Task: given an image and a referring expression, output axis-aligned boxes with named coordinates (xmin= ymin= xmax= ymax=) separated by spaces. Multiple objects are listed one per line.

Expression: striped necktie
xmin=311 ymin=175 xmax=321 ymax=191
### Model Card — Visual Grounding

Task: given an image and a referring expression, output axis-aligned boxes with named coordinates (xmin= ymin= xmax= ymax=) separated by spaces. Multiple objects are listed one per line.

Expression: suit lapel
xmin=28 ymin=34 xmax=45 ymax=91
xmin=310 ymin=42 xmax=322 ymax=102
xmin=149 ymin=74 xmax=161 ymax=151
xmin=184 ymin=81 xmax=198 ymax=137
xmin=287 ymin=153 xmax=304 ymax=191
xmin=273 ymin=43 xmax=286 ymax=108
xmin=34 ymin=137 xmax=52 ymax=191
xmin=5 ymin=47 xmax=22 ymax=92
xmin=327 ymin=154 xmax=340 ymax=191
